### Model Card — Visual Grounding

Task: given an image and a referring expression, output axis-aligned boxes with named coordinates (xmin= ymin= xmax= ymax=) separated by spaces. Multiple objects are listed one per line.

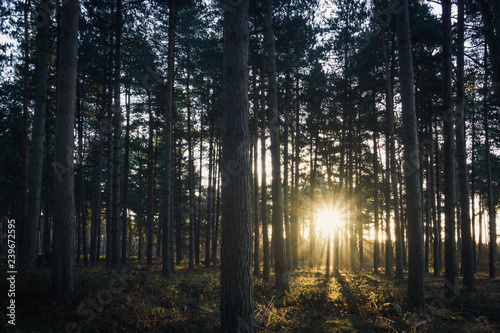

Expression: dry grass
xmin=1 ymin=260 xmax=499 ymax=332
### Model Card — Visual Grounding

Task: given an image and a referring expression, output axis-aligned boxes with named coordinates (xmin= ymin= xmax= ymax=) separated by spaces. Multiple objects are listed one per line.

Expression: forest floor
xmin=1 ymin=259 xmax=500 ymax=332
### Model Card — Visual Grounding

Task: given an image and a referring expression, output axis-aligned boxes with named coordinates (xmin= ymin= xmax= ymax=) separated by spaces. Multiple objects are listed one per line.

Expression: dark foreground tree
xmin=456 ymin=0 xmax=475 ymax=291
xmin=52 ymin=0 xmax=79 ymax=298
xmin=396 ymin=0 xmax=425 ymax=311
xmin=220 ymin=0 xmax=254 ymax=331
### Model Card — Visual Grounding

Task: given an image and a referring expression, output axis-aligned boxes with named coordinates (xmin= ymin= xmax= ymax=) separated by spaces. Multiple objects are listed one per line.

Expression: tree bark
xmin=162 ymin=0 xmax=175 ymax=279
xmin=265 ymin=0 xmax=288 ymax=292
xmin=251 ymin=55 xmax=260 ymax=276
xmin=121 ymin=87 xmax=130 ymax=265
xmin=261 ymin=53 xmax=270 ymax=282
xmin=23 ymin=0 xmax=51 ymax=269
xmin=52 ymin=0 xmax=79 ymax=298
xmin=442 ymin=0 xmax=458 ymax=297
xmin=456 ymin=0 xmax=475 ymax=291
xmin=396 ymin=0 xmax=425 ymax=310
xmin=382 ymin=29 xmax=393 ymax=278
xmin=291 ymin=73 xmax=300 ymax=269
xmin=110 ymin=0 xmax=122 ymax=269
xmin=283 ymin=73 xmax=292 ymax=271
xmin=187 ymin=59 xmax=195 ymax=269
xmin=220 ymin=0 xmax=254 ymax=330
xmin=147 ymin=90 xmax=154 ymax=267
xmin=205 ymin=96 xmax=214 ymax=268
xmin=20 ymin=0 xmax=30 ymax=268
xmin=482 ymin=46 xmax=497 ymax=279
xmin=373 ymin=105 xmax=380 ymax=274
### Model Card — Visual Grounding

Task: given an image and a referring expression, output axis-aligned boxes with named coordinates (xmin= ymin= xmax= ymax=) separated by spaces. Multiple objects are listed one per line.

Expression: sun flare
xmin=317 ymin=209 xmax=344 ymax=237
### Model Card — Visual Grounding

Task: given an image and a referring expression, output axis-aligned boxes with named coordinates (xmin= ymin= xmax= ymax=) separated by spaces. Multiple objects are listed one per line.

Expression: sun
xmin=317 ymin=209 xmax=343 ymax=237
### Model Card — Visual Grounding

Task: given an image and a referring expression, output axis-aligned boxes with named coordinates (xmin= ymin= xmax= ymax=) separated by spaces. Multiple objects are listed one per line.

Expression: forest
xmin=0 ymin=0 xmax=500 ymax=331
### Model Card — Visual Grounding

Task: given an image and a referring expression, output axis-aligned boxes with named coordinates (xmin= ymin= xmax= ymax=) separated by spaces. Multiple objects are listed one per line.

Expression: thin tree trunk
xmin=396 ymin=0 xmax=425 ymax=310
xmin=43 ymin=105 xmax=51 ymax=256
xmin=162 ymin=0 xmax=175 ymax=278
xmin=283 ymin=73 xmax=292 ymax=271
xmin=373 ymin=106 xmax=380 ymax=274
xmin=291 ymin=73 xmax=300 ymax=268
xmin=77 ymin=84 xmax=86 ymax=265
xmin=187 ymin=63 xmax=195 ymax=270
xmin=261 ymin=53 xmax=270 ymax=282
xmin=20 ymin=0 xmax=30 ymax=267
xmin=382 ymin=30 xmax=393 ymax=278
xmin=105 ymin=45 xmax=113 ymax=269
xmin=138 ymin=157 xmax=144 ymax=263
xmin=23 ymin=0 xmax=51 ymax=269
xmin=121 ymin=87 xmax=130 ymax=264
xmin=175 ymin=124 xmax=182 ymax=265
xmin=471 ymin=108 xmax=477 ymax=273
xmin=212 ymin=140 xmax=221 ymax=265
xmin=442 ymin=0 xmax=458 ymax=297
xmin=146 ymin=90 xmax=154 ymax=267
xmin=483 ymin=47 xmax=497 ymax=279
xmin=251 ymin=55 xmax=260 ymax=276
xmin=197 ymin=124 xmax=203 ymax=266
xmin=110 ymin=0 xmax=122 ymax=268
xmin=52 ymin=0 xmax=79 ymax=298
xmin=265 ymin=0 xmax=288 ymax=292
xmin=385 ymin=32 xmax=404 ymax=280
xmin=205 ymin=100 xmax=214 ymax=268
xmin=310 ymin=135 xmax=318 ymax=269
xmin=434 ymin=121 xmax=442 ymax=276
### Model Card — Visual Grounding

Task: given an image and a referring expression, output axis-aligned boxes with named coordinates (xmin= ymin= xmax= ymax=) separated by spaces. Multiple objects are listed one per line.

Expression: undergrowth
xmin=1 ymin=261 xmax=499 ymax=332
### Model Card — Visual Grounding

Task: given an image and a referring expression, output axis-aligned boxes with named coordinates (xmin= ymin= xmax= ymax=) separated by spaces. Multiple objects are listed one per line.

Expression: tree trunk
xmin=483 ymin=47 xmax=497 ymax=279
xmin=110 ymin=0 xmax=122 ymax=269
xmin=175 ymin=124 xmax=182 ymax=266
xmin=251 ymin=55 xmax=260 ymax=276
xmin=77 ymin=84 xmax=87 ymax=266
xmin=147 ymin=90 xmax=154 ymax=267
xmin=383 ymin=28 xmax=404 ymax=280
xmin=261 ymin=53 xmax=270 ymax=282
xmin=121 ymin=87 xmax=130 ymax=264
xmin=42 ymin=105 xmax=51 ymax=256
xmin=105 ymin=48 xmax=113 ymax=269
xmin=186 ymin=62 xmax=195 ymax=270
xmin=220 ymin=0 xmax=254 ymax=330
xmin=205 ymin=98 xmax=214 ymax=268
xmin=197 ymin=124 xmax=203 ymax=266
xmin=434 ymin=121 xmax=442 ymax=276
xmin=283 ymin=73 xmax=292 ymax=271
xmin=265 ymin=0 xmax=288 ymax=292
xmin=161 ymin=0 xmax=175 ymax=277
xmin=91 ymin=109 xmax=104 ymax=266
xmin=52 ymin=0 xmax=79 ymax=298
xmin=310 ymin=135 xmax=318 ymax=269
xmin=212 ymin=140 xmax=221 ymax=265
xmin=456 ymin=0 xmax=475 ymax=291
xmin=373 ymin=106 xmax=380 ymax=274
xmin=382 ymin=29 xmax=393 ymax=278
xmin=19 ymin=0 xmax=30 ymax=268
xmin=22 ymin=0 xmax=51 ymax=269
xmin=442 ymin=0 xmax=459 ymax=297
xmin=291 ymin=73 xmax=300 ymax=268
xmin=396 ymin=0 xmax=425 ymax=310
xmin=478 ymin=0 xmax=500 ymax=102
